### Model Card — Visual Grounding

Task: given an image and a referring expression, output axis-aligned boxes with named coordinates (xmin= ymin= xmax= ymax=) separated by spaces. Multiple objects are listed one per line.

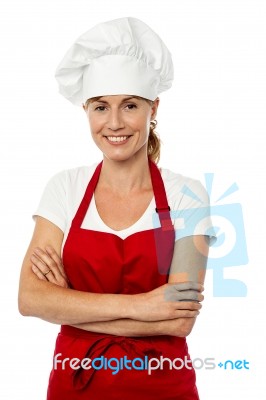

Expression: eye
xmin=125 ymin=104 xmax=137 ymax=110
xmin=94 ymin=105 xmax=107 ymax=112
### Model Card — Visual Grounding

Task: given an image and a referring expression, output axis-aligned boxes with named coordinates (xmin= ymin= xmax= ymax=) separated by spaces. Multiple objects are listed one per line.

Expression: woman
xmin=18 ymin=17 xmax=215 ymax=399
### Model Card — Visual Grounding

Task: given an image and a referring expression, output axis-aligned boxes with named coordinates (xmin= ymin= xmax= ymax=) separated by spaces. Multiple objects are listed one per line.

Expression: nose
xmin=106 ymin=108 xmax=125 ymax=131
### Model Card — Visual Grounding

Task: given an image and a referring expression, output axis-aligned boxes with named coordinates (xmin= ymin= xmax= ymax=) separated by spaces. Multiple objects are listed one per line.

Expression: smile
xmin=104 ymin=135 xmax=132 ymax=143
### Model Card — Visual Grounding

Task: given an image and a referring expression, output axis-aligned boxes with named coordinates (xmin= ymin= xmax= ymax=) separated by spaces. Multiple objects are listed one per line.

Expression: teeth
xmin=106 ymin=136 xmax=129 ymax=142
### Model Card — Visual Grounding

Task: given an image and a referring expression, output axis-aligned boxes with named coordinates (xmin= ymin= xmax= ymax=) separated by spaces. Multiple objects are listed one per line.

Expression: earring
xmin=150 ymin=119 xmax=157 ymax=130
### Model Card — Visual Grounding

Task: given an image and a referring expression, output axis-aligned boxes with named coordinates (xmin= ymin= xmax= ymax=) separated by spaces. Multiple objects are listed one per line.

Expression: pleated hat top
xmin=54 ymin=17 xmax=174 ymax=106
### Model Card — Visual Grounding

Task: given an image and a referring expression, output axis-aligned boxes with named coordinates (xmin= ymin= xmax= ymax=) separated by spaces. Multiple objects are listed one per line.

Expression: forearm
xmin=71 ymin=316 xmax=197 ymax=337
xmin=19 ymin=279 xmax=134 ymax=325
xmin=19 ymin=276 xmax=201 ymax=326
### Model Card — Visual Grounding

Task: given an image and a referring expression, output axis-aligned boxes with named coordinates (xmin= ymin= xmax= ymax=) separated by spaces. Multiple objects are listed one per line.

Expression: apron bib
xmin=47 ymin=159 xmax=200 ymax=400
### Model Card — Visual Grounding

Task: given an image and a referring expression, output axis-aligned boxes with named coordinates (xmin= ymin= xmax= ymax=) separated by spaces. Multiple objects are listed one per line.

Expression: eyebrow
xmin=90 ymin=96 xmax=139 ymax=104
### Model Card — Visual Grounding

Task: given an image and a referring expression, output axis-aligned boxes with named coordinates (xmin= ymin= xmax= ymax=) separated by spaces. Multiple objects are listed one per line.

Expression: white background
xmin=0 ymin=0 xmax=265 ymax=398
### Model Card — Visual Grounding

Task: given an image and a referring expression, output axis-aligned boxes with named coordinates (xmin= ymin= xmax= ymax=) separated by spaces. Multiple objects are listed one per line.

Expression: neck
xmin=98 ymin=155 xmax=152 ymax=195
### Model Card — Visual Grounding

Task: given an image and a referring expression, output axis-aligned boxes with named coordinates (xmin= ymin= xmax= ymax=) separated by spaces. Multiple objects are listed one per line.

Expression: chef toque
xmin=54 ymin=17 xmax=174 ymax=106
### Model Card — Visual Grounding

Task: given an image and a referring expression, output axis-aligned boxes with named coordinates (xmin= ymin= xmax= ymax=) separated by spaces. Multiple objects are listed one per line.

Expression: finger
xmin=45 ymin=246 xmax=68 ymax=280
xmin=33 ymin=248 xmax=69 ymax=288
xmin=176 ymin=290 xmax=204 ymax=302
xmin=30 ymin=254 xmax=57 ymax=284
xmin=173 ymin=301 xmax=202 ymax=310
xmin=170 ymin=281 xmax=204 ymax=292
xmin=174 ymin=281 xmax=204 ymax=292
xmin=31 ymin=265 xmax=46 ymax=281
xmin=33 ymin=248 xmax=64 ymax=282
xmin=165 ymin=287 xmax=204 ymax=302
xmin=174 ymin=310 xmax=200 ymax=318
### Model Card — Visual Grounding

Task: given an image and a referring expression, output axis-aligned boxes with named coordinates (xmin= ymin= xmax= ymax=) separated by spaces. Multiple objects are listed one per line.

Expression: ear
xmin=151 ymin=97 xmax=160 ymax=120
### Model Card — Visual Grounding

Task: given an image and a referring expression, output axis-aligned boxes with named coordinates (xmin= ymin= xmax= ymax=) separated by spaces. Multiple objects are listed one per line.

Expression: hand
xmin=130 ymin=282 xmax=204 ymax=322
xmin=30 ymin=246 xmax=69 ymax=288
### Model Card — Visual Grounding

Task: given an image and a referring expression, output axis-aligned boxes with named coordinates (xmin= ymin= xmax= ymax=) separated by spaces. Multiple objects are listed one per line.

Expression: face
xmin=83 ymin=94 xmax=159 ymax=162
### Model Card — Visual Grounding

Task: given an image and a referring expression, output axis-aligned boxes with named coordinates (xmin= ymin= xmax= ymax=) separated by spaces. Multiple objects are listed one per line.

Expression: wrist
xmin=124 ymin=293 xmax=144 ymax=320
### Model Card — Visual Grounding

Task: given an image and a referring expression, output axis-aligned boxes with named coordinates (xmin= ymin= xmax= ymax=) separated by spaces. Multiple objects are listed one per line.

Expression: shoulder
xmin=46 ymin=162 xmax=99 ymax=190
xmin=33 ymin=163 xmax=99 ymax=232
xmin=160 ymin=166 xmax=209 ymax=208
xmin=160 ymin=166 xmax=216 ymax=243
xmin=38 ymin=162 xmax=99 ymax=208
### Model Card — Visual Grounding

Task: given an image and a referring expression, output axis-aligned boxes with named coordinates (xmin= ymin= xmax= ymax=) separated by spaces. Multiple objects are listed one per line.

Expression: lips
xmin=104 ymin=135 xmax=132 ymax=143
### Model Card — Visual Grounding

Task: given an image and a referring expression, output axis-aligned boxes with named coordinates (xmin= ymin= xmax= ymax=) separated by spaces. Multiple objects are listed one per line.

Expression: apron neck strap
xmin=148 ymin=158 xmax=170 ymax=212
xmin=72 ymin=158 xmax=173 ymax=231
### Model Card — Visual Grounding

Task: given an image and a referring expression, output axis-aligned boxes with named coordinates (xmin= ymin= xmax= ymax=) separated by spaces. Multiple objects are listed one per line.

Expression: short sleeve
xmin=32 ymin=170 xmax=67 ymax=232
xmin=172 ymin=179 xmax=217 ymax=245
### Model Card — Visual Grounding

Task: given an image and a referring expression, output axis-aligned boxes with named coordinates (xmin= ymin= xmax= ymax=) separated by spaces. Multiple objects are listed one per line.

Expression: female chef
xmin=18 ymin=17 xmax=215 ymax=400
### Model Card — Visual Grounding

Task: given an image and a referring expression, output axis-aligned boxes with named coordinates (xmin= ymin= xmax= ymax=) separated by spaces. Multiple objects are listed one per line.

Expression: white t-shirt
xmin=33 ymin=162 xmax=216 ymax=248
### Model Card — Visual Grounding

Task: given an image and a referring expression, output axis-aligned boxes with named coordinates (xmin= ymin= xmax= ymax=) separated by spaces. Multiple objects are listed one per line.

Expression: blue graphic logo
xmin=152 ymin=173 xmax=249 ymax=297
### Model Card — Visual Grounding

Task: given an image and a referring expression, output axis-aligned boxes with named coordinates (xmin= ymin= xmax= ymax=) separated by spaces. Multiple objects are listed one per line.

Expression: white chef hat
xmin=54 ymin=17 xmax=174 ymax=106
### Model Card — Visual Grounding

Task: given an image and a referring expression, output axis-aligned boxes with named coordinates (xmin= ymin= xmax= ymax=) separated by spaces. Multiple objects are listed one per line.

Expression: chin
xmin=102 ymin=151 xmax=138 ymax=163
xmin=101 ymin=143 xmax=146 ymax=163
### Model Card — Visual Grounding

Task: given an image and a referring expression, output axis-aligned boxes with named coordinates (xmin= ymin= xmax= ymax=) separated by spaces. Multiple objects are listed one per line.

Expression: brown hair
xmin=84 ymin=96 xmax=161 ymax=164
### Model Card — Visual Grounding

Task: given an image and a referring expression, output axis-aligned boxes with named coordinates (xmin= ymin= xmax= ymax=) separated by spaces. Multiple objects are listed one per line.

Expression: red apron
xmin=47 ymin=159 xmax=200 ymax=400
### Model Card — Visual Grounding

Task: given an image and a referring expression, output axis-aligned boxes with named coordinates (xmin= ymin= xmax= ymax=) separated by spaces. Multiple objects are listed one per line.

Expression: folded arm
xmin=70 ymin=235 xmax=209 ymax=337
xmin=70 ymin=316 xmax=197 ymax=338
xmin=18 ymin=217 xmax=202 ymax=328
